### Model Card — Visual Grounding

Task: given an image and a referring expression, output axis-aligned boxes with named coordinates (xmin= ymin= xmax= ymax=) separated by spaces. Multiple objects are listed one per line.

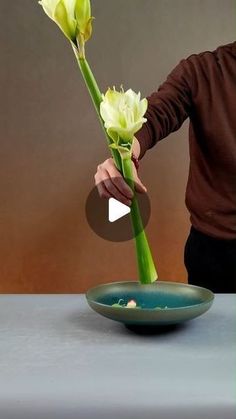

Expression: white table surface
xmin=0 ymin=294 xmax=235 ymax=419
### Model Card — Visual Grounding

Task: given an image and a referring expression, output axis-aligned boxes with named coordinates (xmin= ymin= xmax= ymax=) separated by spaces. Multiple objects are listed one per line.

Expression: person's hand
xmin=94 ymin=157 xmax=147 ymax=207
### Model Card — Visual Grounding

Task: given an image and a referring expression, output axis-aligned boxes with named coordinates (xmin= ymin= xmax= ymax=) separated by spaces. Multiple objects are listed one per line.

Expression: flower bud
xmin=39 ymin=0 xmax=94 ymax=47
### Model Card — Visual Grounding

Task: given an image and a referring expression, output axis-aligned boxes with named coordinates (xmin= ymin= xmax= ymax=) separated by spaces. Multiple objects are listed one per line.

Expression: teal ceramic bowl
xmin=86 ymin=281 xmax=214 ymax=326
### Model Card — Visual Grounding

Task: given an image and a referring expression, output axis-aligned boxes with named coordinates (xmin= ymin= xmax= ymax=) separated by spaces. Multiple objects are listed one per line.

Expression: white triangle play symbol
xmin=108 ymin=198 xmax=131 ymax=222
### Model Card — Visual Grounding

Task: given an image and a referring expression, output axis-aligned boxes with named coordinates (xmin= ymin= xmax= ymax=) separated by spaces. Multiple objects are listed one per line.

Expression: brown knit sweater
xmin=135 ymin=41 xmax=236 ymax=240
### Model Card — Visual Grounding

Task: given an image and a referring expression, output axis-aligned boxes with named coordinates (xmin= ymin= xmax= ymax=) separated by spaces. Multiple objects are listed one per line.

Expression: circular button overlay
xmin=85 ymin=177 xmax=151 ymax=242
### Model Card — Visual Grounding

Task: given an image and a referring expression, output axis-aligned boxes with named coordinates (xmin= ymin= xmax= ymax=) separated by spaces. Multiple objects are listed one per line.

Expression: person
xmin=94 ymin=41 xmax=236 ymax=293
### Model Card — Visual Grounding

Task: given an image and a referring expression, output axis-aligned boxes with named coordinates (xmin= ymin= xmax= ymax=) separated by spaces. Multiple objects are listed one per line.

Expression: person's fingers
xmin=134 ymin=177 xmax=147 ymax=193
xmin=131 ymin=163 xmax=147 ymax=194
xmin=95 ymin=166 xmax=132 ymax=206
xmin=104 ymin=158 xmax=133 ymax=199
xmin=100 ymin=158 xmax=121 ymax=178
xmin=104 ymin=176 xmax=132 ymax=206
xmin=94 ymin=173 xmax=111 ymax=199
xmin=105 ymin=158 xmax=147 ymax=195
xmin=94 ymin=157 xmax=147 ymax=205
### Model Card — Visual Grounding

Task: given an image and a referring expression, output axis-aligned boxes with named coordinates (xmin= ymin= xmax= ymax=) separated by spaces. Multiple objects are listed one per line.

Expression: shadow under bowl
xmin=86 ymin=281 xmax=214 ymax=327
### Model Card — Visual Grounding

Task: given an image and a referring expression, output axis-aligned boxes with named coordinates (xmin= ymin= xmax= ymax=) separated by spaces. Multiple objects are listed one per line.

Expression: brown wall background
xmin=0 ymin=0 xmax=235 ymax=293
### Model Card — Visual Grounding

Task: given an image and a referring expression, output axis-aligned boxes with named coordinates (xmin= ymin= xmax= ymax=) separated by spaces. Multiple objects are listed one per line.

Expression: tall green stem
xmin=72 ymin=44 xmax=157 ymax=284
xmin=121 ymin=155 xmax=158 ymax=284
xmin=72 ymin=46 xmax=122 ymax=171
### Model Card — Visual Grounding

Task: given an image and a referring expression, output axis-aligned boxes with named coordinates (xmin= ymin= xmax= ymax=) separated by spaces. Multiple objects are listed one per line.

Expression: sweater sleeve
xmin=135 ymin=57 xmax=194 ymax=159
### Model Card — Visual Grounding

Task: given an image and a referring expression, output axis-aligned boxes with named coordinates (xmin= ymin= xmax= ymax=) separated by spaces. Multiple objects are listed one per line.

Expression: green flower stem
xmin=72 ymin=44 xmax=157 ymax=284
xmin=121 ymin=154 xmax=158 ymax=284
xmin=72 ymin=45 xmax=122 ymax=171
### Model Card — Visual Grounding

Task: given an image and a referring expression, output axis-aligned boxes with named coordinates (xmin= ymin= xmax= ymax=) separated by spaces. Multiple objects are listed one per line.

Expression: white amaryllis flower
xmin=38 ymin=0 xmax=93 ymax=44
xmin=100 ymin=87 xmax=148 ymax=147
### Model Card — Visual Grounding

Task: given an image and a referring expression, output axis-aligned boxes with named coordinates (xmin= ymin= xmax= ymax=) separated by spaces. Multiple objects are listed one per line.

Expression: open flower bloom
xmin=38 ymin=0 xmax=93 ymax=45
xmin=100 ymin=87 xmax=148 ymax=148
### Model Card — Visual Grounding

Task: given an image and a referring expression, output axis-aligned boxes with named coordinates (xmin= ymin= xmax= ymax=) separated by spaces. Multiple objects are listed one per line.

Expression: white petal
xmin=39 ymin=0 xmax=60 ymax=19
xmin=64 ymin=0 xmax=77 ymax=20
xmin=100 ymin=86 xmax=148 ymax=142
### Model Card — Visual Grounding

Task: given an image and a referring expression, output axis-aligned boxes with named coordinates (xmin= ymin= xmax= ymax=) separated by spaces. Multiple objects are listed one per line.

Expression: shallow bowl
xmin=86 ymin=281 xmax=214 ymax=326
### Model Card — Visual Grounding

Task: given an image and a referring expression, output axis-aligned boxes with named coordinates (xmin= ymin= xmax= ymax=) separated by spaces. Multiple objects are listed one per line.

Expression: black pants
xmin=184 ymin=226 xmax=236 ymax=293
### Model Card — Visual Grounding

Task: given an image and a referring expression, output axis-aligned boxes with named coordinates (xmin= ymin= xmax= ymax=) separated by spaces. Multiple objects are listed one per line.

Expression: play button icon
xmin=85 ymin=177 xmax=151 ymax=242
xmin=108 ymin=198 xmax=130 ymax=222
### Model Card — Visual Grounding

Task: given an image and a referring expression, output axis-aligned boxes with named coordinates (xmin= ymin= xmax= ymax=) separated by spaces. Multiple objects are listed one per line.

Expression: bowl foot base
xmin=124 ymin=322 xmax=187 ymax=335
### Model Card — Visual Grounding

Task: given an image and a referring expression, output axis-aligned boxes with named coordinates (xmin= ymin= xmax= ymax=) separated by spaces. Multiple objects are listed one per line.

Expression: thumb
xmin=133 ymin=172 xmax=147 ymax=193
